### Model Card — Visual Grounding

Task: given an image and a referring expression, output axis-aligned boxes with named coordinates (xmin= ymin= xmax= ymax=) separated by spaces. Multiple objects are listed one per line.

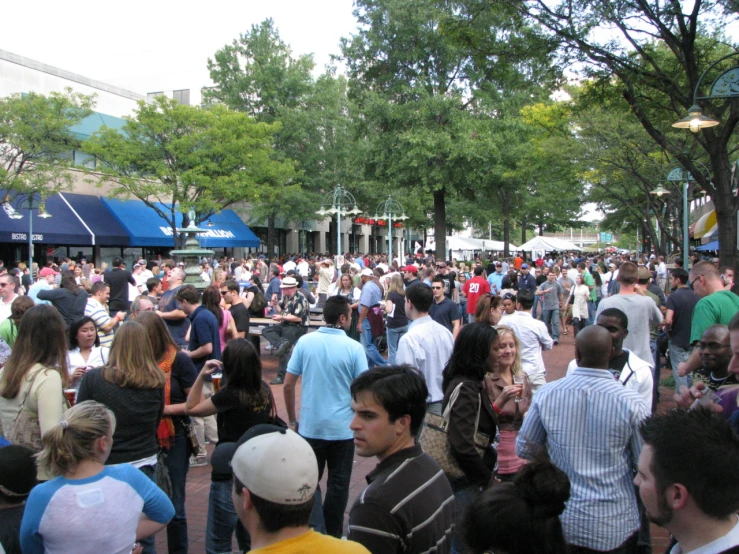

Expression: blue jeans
xmin=164 ymin=433 xmax=190 ymax=554
xmin=386 ymin=324 xmax=409 ymax=365
xmin=541 ymin=308 xmax=560 ymax=341
xmin=668 ymin=342 xmax=692 ymax=392
xmin=532 ymin=295 xmax=540 ymax=319
xmin=360 ymin=317 xmax=387 ymax=367
xmin=650 ymin=337 xmax=660 ymax=413
xmin=206 ymin=479 xmax=250 ymax=554
xmin=303 ymin=437 xmax=355 ymax=538
xmin=138 ymin=465 xmax=158 ymax=554
xmin=449 ymin=478 xmax=481 ymax=554
xmin=586 ymin=300 xmax=595 ymax=326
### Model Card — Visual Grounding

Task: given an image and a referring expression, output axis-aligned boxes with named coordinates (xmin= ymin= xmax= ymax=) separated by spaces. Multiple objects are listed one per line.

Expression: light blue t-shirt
xmin=21 ymin=464 xmax=174 ymax=554
xmin=487 ymin=271 xmax=505 ymax=293
xmin=287 ymin=327 xmax=369 ymax=440
xmin=359 ymin=280 xmax=382 ymax=308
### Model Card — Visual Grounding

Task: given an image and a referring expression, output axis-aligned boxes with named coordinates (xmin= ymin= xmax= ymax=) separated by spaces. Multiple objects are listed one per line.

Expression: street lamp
xmin=5 ymin=192 xmax=52 ymax=276
xmin=315 ymin=186 xmax=362 ymax=255
xmin=673 ymin=53 xmax=739 ymax=132
xmin=373 ymin=196 xmax=408 ymax=262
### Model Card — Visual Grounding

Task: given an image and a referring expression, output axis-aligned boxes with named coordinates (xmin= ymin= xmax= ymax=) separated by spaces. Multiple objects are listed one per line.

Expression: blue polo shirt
xmin=188 ymin=305 xmax=221 ymax=371
xmin=287 ymin=327 xmax=368 ymax=440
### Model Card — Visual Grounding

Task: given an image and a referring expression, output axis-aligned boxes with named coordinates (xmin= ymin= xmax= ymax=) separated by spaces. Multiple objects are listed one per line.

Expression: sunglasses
xmin=431 ymin=286 xmax=443 ymax=290
xmin=503 ymin=293 xmax=516 ymax=300
xmin=690 ymin=275 xmax=702 ymax=288
xmin=220 ymin=291 xmax=229 ymax=296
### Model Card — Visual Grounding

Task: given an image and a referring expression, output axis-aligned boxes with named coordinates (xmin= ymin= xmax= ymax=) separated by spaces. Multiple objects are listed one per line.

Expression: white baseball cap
xmin=360 ymin=268 xmax=374 ymax=277
xmin=231 ymin=428 xmax=318 ymax=505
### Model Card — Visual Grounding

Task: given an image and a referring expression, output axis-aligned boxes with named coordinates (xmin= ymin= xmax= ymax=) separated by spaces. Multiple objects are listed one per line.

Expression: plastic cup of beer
xmin=212 ymin=373 xmax=223 ymax=393
xmin=64 ymin=389 xmax=77 ymax=406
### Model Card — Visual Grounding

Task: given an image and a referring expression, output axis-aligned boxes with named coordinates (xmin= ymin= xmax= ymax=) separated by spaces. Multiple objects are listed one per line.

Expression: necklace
xmin=325 ymin=324 xmax=344 ymax=330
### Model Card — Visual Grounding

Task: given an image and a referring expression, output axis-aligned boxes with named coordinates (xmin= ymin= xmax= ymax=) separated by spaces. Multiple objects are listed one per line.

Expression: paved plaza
xmin=154 ymin=330 xmax=675 ymax=552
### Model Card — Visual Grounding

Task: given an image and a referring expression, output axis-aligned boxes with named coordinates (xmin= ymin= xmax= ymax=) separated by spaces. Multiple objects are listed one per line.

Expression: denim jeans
xmin=263 ymin=324 xmax=307 ymax=379
xmin=138 ymin=464 xmax=158 ymax=554
xmin=303 ymin=437 xmax=355 ymax=538
xmin=668 ymin=342 xmax=692 ymax=392
xmin=541 ymin=308 xmax=560 ymax=341
xmin=586 ymin=300 xmax=595 ymax=326
xmin=360 ymin=317 xmax=387 ymax=367
xmin=532 ymin=294 xmax=540 ymax=319
xmin=386 ymin=324 xmax=409 ymax=365
xmin=164 ymin=433 xmax=190 ymax=554
xmin=650 ymin=337 xmax=660 ymax=413
xmin=206 ymin=478 xmax=251 ymax=554
xmin=449 ymin=478 xmax=481 ymax=554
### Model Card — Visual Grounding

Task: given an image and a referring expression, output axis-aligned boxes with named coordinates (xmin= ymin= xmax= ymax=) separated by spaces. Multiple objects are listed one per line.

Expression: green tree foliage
xmin=207 ymin=19 xmax=359 ymax=255
xmin=502 ymin=0 xmax=739 ymax=265
xmin=0 ymin=89 xmax=94 ymax=197
xmin=83 ymin=96 xmax=292 ymax=248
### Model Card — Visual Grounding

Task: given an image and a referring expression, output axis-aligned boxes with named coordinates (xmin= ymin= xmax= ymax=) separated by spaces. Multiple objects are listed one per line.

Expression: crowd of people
xmin=0 ymin=249 xmax=737 ymax=554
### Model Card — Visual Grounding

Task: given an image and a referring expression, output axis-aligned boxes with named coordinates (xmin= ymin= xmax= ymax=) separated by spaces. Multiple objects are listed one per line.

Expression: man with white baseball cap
xmin=229 ymin=425 xmax=370 ymax=553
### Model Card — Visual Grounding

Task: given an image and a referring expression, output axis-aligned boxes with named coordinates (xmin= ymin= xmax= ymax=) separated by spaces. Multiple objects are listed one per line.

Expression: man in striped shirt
xmin=517 ymin=325 xmax=649 ymax=553
xmin=84 ymin=281 xmax=125 ymax=348
xmin=348 ymin=366 xmax=455 ymax=554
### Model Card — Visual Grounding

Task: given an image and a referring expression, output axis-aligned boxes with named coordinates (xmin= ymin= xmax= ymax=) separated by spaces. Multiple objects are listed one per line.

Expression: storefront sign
xmin=159 ymin=226 xmax=236 ymax=239
xmin=11 ymin=232 xmax=43 ymax=241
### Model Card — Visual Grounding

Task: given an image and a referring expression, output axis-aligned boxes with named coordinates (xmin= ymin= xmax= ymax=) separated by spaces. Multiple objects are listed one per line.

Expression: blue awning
xmin=59 ymin=193 xmax=129 ymax=246
xmin=101 ymin=197 xmax=260 ymax=248
xmin=696 ymin=240 xmax=719 ymax=251
xmin=0 ymin=190 xmax=93 ymax=245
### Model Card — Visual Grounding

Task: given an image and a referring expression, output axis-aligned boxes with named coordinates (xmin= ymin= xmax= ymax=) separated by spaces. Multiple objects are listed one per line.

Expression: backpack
xmin=249 ymin=287 xmax=268 ymax=315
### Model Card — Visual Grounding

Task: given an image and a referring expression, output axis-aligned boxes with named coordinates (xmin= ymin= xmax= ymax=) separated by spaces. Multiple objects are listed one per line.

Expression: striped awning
xmin=693 ymin=210 xmax=717 ymax=239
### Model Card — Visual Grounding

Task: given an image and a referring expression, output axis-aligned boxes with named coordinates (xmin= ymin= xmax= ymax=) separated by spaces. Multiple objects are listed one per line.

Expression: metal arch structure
xmin=315 ymin=185 xmax=362 ymax=255
xmin=373 ymin=196 xmax=408 ymax=262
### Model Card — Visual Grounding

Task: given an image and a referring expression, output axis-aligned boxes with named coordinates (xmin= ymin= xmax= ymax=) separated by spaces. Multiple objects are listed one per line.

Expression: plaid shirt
xmin=280 ymin=290 xmax=309 ymax=326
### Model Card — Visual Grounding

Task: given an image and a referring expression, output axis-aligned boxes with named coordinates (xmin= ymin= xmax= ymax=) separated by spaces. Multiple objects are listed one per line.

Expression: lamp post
xmin=673 ymin=53 xmax=739 ymax=132
xmin=315 ymin=186 xmax=362 ymax=256
xmin=5 ymin=193 xmax=52 ymax=276
xmin=373 ymin=196 xmax=409 ymax=263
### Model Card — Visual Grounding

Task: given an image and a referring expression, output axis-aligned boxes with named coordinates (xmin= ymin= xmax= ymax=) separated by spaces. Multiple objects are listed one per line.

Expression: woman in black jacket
xmin=442 ymin=322 xmax=499 ymax=553
xmin=37 ymin=270 xmax=88 ymax=328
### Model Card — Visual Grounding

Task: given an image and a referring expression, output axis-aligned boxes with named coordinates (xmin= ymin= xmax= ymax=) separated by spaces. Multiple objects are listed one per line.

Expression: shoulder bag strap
xmin=12 ymin=367 xmax=44 ymax=424
xmin=441 ymin=382 xmax=465 ymax=428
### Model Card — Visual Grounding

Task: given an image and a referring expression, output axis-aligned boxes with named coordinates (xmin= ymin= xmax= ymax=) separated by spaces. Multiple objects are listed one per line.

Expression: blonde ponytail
xmin=36 ymin=401 xmax=116 ymax=477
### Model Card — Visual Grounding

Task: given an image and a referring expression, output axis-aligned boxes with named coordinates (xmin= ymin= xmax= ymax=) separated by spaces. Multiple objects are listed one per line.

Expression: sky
xmin=2 ymin=0 xmax=358 ymax=104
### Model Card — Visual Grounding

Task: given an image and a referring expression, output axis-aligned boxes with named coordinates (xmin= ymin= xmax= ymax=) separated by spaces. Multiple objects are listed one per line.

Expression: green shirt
xmin=582 ymin=270 xmax=597 ymax=302
xmin=0 ymin=319 xmax=18 ymax=347
xmin=689 ymin=290 xmax=739 ymax=344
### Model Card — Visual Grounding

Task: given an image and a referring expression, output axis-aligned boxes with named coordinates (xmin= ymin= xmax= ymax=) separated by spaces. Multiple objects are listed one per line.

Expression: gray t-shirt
xmin=596 ymin=294 xmax=663 ymax=366
xmin=538 ymin=281 xmax=564 ymax=310
xmin=558 ymin=277 xmax=575 ymax=297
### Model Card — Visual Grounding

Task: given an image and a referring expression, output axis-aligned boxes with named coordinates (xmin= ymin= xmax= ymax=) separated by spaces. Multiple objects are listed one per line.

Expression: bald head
xmin=575 ymin=326 xmax=615 ymax=369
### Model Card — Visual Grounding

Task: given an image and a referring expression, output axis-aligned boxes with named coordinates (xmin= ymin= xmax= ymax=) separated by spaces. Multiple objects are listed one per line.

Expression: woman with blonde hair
xmin=0 ymin=305 xmax=69 ymax=480
xmin=20 ymin=401 xmax=174 ymax=554
xmin=474 ymin=293 xmax=503 ymax=326
xmin=135 ymin=311 xmax=197 ymax=554
xmin=76 ymin=321 xmax=165 ymax=554
xmin=484 ymin=326 xmax=531 ymax=481
xmin=384 ymin=273 xmax=409 ymax=363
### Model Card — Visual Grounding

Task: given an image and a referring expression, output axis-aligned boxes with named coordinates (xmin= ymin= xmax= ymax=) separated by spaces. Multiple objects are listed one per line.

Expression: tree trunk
xmin=433 ymin=188 xmax=446 ymax=261
xmin=521 ymin=215 xmax=527 ymax=245
xmin=503 ymin=195 xmax=511 ymax=258
xmin=267 ymin=214 xmax=277 ymax=260
xmin=710 ymin=151 xmax=737 ymax=270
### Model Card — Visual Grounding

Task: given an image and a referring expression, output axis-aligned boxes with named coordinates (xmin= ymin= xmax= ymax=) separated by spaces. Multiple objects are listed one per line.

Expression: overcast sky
xmin=2 ymin=0 xmax=357 ymax=103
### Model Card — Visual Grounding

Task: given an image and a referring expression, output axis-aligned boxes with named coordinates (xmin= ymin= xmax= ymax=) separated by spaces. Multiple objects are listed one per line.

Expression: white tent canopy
xmin=518 ymin=236 xmax=583 ymax=253
xmin=424 ymin=236 xmax=520 ymax=253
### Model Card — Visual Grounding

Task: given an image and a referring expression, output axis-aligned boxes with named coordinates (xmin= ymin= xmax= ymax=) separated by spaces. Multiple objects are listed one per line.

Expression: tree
xmin=341 ymin=0 xmax=561 ymax=259
xmin=501 ymin=0 xmax=739 ymax=265
xmin=207 ymin=19 xmax=325 ymax=255
xmin=83 ymin=96 xmax=293 ymax=248
xmin=0 ymin=89 xmax=94 ymax=197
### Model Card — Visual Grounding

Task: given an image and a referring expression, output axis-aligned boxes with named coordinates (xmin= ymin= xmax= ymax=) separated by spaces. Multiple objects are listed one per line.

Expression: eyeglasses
xmin=431 ymin=286 xmax=443 ymax=290
xmin=698 ymin=342 xmax=730 ymax=352
xmin=690 ymin=275 xmax=702 ymax=288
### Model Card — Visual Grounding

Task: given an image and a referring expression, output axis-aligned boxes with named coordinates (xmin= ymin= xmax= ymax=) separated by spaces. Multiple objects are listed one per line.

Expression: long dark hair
xmin=442 ymin=322 xmax=498 ymax=393
xmin=0 ymin=305 xmax=69 ymax=398
xmin=221 ymin=338 xmax=264 ymax=404
xmin=202 ymin=285 xmax=224 ymax=326
xmin=61 ymin=270 xmax=79 ymax=295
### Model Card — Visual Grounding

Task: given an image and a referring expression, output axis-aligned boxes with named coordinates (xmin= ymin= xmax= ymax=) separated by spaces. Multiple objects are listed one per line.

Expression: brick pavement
xmin=156 ymin=330 xmax=675 ymax=552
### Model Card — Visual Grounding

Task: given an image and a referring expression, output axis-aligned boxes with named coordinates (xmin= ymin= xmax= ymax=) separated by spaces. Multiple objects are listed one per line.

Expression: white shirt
xmin=566 ymin=349 xmax=653 ymax=409
xmin=499 ymin=311 xmax=552 ymax=377
xmin=395 ymin=315 xmax=453 ymax=403
xmin=283 ymin=260 xmax=297 ymax=273
xmin=670 ymin=516 xmax=739 ymax=554
xmin=67 ymin=346 xmax=109 ymax=374
xmin=0 ymin=294 xmax=18 ymax=323
xmin=297 ymin=261 xmax=310 ymax=277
